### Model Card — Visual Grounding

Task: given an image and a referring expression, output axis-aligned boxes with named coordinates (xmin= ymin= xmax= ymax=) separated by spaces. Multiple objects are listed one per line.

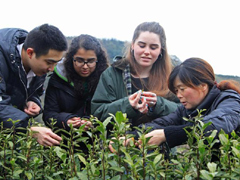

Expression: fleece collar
xmin=54 ymin=58 xmax=74 ymax=86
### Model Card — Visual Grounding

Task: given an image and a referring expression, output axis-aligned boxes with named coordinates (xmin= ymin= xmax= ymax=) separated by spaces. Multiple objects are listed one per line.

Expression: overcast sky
xmin=1 ymin=0 xmax=240 ymax=76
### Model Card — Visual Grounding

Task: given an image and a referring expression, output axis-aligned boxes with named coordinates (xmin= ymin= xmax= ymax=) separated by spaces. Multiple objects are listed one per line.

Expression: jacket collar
xmin=0 ymin=28 xmax=28 ymax=75
xmin=54 ymin=58 xmax=74 ymax=86
xmin=112 ymin=57 xmax=132 ymax=95
xmin=186 ymin=85 xmax=220 ymax=117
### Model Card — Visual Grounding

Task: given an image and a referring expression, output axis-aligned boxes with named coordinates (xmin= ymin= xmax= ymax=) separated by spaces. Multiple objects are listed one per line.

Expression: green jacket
xmin=91 ymin=60 xmax=179 ymax=127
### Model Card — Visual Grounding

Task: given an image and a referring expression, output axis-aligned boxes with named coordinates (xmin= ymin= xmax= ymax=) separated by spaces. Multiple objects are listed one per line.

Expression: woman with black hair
xmin=109 ymin=58 xmax=240 ymax=155
xmin=43 ymin=34 xmax=109 ymax=152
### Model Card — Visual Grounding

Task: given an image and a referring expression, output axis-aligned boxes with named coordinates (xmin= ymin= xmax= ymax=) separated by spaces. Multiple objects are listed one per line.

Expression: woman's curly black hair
xmin=64 ymin=34 xmax=109 ymax=98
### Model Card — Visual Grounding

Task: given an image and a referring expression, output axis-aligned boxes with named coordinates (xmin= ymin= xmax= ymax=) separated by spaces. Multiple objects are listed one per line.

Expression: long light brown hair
xmin=123 ymin=22 xmax=172 ymax=97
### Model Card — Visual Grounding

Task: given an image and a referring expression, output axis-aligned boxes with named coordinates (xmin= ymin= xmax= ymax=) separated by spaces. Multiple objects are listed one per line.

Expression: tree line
xmin=66 ymin=36 xmax=240 ymax=83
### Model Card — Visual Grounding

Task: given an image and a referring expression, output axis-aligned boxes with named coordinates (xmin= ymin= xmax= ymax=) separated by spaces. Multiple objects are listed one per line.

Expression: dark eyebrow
xmin=45 ymin=58 xmax=62 ymax=63
xmin=74 ymin=57 xmax=84 ymax=61
xmin=75 ymin=57 xmax=96 ymax=61
xmin=87 ymin=58 xmax=97 ymax=60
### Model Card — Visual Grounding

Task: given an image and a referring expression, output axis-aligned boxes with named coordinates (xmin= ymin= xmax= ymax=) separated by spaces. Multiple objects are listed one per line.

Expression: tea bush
xmin=0 ymin=111 xmax=239 ymax=180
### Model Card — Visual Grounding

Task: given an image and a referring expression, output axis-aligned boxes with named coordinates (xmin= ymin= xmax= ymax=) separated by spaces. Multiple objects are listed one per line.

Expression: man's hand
xmin=30 ymin=127 xmax=62 ymax=146
xmin=24 ymin=101 xmax=41 ymax=117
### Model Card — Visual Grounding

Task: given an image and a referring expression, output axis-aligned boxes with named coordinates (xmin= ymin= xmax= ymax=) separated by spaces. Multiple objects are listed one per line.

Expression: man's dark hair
xmin=23 ymin=24 xmax=68 ymax=57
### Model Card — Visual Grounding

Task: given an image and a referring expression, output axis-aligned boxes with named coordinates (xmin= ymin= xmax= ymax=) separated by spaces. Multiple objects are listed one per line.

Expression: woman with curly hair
xmin=43 ymin=34 xmax=109 ymax=152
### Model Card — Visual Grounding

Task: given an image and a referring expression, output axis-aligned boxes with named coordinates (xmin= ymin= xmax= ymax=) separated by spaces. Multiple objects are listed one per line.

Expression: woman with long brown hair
xmin=91 ymin=22 xmax=179 ymax=129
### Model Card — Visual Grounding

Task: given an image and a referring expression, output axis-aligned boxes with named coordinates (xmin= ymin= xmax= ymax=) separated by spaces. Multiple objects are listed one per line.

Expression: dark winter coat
xmin=43 ymin=60 xmax=92 ymax=131
xmin=43 ymin=60 xmax=94 ymax=154
xmin=133 ymin=86 xmax=240 ymax=148
xmin=0 ymin=28 xmax=46 ymax=128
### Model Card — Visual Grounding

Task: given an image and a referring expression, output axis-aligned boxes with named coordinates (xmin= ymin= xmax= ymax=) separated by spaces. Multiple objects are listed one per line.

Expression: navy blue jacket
xmin=133 ymin=86 xmax=240 ymax=148
xmin=0 ymin=28 xmax=46 ymax=128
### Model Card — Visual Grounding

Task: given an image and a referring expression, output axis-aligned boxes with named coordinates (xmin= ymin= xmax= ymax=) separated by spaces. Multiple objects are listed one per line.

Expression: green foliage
xmin=1 ymin=111 xmax=240 ymax=179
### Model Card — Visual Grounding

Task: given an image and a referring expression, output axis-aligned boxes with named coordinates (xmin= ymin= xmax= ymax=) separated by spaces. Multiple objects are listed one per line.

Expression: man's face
xmin=28 ymin=49 xmax=64 ymax=76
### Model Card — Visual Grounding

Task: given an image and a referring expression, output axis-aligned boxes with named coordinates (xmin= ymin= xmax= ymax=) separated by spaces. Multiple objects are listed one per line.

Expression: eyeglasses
xmin=73 ymin=57 xmax=98 ymax=68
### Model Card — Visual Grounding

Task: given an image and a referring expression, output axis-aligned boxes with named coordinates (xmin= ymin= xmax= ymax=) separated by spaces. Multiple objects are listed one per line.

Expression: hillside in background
xmin=66 ymin=36 xmax=240 ymax=83
xmin=215 ymin=74 xmax=240 ymax=83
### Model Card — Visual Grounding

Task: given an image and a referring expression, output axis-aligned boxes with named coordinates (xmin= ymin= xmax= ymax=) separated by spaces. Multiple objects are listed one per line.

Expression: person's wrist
xmin=30 ymin=127 xmax=38 ymax=138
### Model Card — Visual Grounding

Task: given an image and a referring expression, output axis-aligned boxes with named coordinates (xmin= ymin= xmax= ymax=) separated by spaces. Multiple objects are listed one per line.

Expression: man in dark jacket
xmin=0 ymin=24 xmax=68 ymax=146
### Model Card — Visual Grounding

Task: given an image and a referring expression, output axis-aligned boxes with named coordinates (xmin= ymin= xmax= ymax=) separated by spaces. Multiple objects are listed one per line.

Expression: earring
xmin=159 ymin=53 xmax=162 ymax=59
xmin=131 ymin=49 xmax=135 ymax=59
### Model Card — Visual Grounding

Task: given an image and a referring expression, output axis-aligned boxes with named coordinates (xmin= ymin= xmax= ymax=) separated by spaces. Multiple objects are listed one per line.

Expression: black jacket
xmin=43 ymin=60 xmax=92 ymax=131
xmin=43 ymin=61 xmax=93 ymax=154
xmin=133 ymin=86 xmax=240 ymax=148
xmin=0 ymin=28 xmax=46 ymax=128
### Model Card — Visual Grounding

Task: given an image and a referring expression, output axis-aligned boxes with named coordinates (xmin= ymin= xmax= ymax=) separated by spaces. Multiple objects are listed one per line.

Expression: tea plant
xmin=0 ymin=110 xmax=239 ymax=179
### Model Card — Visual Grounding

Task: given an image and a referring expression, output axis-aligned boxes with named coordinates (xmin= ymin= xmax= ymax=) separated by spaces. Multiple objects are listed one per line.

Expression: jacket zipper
xmin=17 ymin=66 xmax=28 ymax=105
xmin=28 ymin=82 xmax=44 ymax=100
xmin=18 ymin=66 xmax=44 ymax=104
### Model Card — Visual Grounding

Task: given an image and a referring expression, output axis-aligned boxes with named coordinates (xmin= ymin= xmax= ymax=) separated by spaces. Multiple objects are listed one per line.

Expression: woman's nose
xmin=144 ymin=47 xmax=150 ymax=54
xmin=176 ymin=92 xmax=182 ymax=99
